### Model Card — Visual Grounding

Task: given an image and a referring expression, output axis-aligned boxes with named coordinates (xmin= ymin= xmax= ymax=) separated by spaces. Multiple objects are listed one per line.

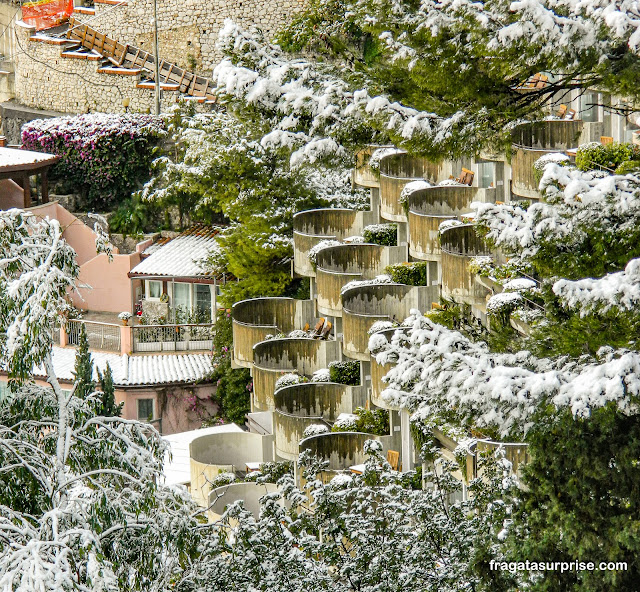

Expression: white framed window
xmin=137 ymin=398 xmax=154 ymax=421
xmin=146 ymin=280 xmax=162 ymax=300
xmin=173 ymin=282 xmax=191 ymax=310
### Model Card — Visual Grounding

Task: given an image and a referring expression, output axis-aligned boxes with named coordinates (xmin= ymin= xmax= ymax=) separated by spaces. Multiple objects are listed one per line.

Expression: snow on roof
xmin=0 ymin=146 xmax=59 ymax=171
xmin=161 ymin=423 xmax=244 ymax=486
xmin=33 ymin=347 xmax=213 ymax=386
xmin=129 ymin=225 xmax=221 ymax=279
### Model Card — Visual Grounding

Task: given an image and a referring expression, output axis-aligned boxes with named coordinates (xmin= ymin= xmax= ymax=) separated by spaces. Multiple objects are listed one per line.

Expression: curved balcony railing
xmin=369 ymin=327 xmax=409 ymax=409
xmin=342 ymin=284 xmax=435 ymax=361
xmin=315 ymin=243 xmax=407 ymax=317
xmin=475 ymin=439 xmax=530 ymax=478
xmin=511 ymin=120 xmax=583 ymax=199
xmin=379 ymin=152 xmax=464 ymax=222
xmin=440 ymin=224 xmax=492 ymax=310
xmin=353 ymin=145 xmax=391 ymax=188
xmin=293 ymin=208 xmax=378 ymax=277
xmin=189 ymin=430 xmax=273 ymax=507
xmin=407 ymin=186 xmax=479 ymax=261
xmin=232 ymin=297 xmax=315 ymax=367
xmin=208 ymin=482 xmax=280 ymax=520
xmin=273 ymin=382 xmax=366 ymax=460
xmin=299 ymin=431 xmax=394 ymax=480
xmin=251 ymin=338 xmax=340 ymax=412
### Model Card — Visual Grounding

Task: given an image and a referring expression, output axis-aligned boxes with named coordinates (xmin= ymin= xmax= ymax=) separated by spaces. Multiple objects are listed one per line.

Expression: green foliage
xmin=509 ymin=406 xmax=640 ymax=590
xmin=575 ymin=142 xmax=640 ymax=172
xmin=21 ymin=114 xmax=165 ymax=211
xmin=211 ymin=309 xmax=251 ymax=424
xmin=384 ymin=261 xmax=428 ymax=286
xmin=331 ymin=407 xmax=389 ymax=435
xmin=614 ymin=159 xmax=640 ymax=175
xmin=363 ymin=223 xmax=398 ymax=246
xmin=328 ymin=360 xmax=361 ymax=385
xmin=96 ymin=363 xmax=123 ymax=417
xmin=72 ymin=324 xmax=94 ymax=400
xmin=108 ymin=194 xmax=165 ymax=236
xmin=250 ymin=461 xmax=294 ymax=484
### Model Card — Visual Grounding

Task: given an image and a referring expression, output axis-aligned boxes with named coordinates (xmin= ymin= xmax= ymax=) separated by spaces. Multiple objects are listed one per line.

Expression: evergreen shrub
xmin=363 ymin=223 xmax=397 ymax=246
xmin=384 ymin=261 xmax=427 ymax=286
xmin=575 ymin=142 xmax=640 ymax=172
xmin=328 ymin=360 xmax=360 ymax=385
xmin=331 ymin=407 xmax=389 ymax=435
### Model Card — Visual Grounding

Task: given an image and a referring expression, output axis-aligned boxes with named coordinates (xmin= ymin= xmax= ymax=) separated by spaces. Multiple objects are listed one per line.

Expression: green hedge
xmin=363 ymin=223 xmax=397 ymax=246
xmin=331 ymin=407 xmax=389 ymax=436
xmin=384 ymin=261 xmax=427 ymax=286
xmin=328 ymin=360 xmax=360 ymax=385
xmin=576 ymin=142 xmax=640 ymax=172
xmin=615 ymin=160 xmax=640 ymax=175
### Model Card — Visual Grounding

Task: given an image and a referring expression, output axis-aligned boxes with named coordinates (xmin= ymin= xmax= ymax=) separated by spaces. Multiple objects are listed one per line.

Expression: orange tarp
xmin=22 ymin=0 xmax=73 ymax=31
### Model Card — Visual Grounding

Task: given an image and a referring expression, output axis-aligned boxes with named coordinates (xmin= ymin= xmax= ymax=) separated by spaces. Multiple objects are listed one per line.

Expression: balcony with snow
xmin=298 ymin=431 xmax=394 ymax=482
xmin=293 ymin=208 xmax=379 ymax=277
xmin=251 ymin=337 xmax=341 ymax=412
xmin=232 ymin=297 xmax=315 ymax=368
xmin=379 ymin=152 xmax=466 ymax=223
xmin=407 ymin=185 xmax=480 ymax=262
xmin=353 ymin=145 xmax=388 ymax=189
xmin=440 ymin=224 xmax=492 ymax=315
xmin=189 ymin=429 xmax=274 ymax=507
xmin=315 ymin=243 xmax=406 ymax=317
xmin=511 ymin=120 xmax=583 ymax=200
xmin=341 ymin=283 xmax=436 ymax=362
xmin=273 ymin=382 xmax=366 ymax=460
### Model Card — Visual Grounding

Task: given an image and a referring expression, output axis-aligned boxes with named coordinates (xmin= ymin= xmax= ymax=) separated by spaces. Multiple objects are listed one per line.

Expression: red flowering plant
xmin=21 ymin=113 xmax=165 ymax=210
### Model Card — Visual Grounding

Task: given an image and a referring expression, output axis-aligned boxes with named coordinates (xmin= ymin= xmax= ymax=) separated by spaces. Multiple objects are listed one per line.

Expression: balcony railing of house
xmin=131 ymin=323 xmax=214 ymax=353
xmin=66 ymin=319 xmax=121 ymax=352
xmin=55 ymin=319 xmax=215 ymax=354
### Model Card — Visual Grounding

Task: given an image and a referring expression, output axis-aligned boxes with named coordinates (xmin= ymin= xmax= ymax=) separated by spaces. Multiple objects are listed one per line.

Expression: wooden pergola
xmin=0 ymin=144 xmax=60 ymax=208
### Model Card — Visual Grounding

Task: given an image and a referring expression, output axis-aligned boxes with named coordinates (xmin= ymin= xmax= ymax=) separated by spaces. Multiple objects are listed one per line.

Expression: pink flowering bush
xmin=21 ymin=113 xmax=165 ymax=210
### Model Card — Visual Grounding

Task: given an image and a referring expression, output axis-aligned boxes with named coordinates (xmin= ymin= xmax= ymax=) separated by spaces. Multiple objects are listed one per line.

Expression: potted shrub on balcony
xmin=118 ymin=311 xmax=132 ymax=326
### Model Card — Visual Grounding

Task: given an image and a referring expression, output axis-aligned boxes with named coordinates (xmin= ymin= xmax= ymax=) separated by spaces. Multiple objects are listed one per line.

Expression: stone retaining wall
xmin=89 ymin=0 xmax=306 ymax=74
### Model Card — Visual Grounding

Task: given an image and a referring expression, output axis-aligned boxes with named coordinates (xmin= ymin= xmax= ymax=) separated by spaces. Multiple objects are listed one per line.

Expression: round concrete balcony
xmin=252 ymin=338 xmax=340 ymax=412
xmin=315 ymin=243 xmax=406 ymax=317
xmin=293 ymin=208 xmax=377 ymax=277
xmin=475 ymin=439 xmax=530 ymax=478
xmin=369 ymin=327 xmax=407 ymax=409
xmin=407 ymin=186 xmax=479 ymax=261
xmin=511 ymin=120 xmax=583 ymax=199
xmin=379 ymin=153 xmax=459 ymax=222
xmin=274 ymin=382 xmax=364 ymax=460
xmin=342 ymin=284 xmax=434 ymax=361
xmin=232 ymin=297 xmax=315 ymax=367
xmin=440 ymin=224 xmax=492 ymax=309
xmin=190 ymin=430 xmax=273 ymax=507
xmin=353 ymin=145 xmax=390 ymax=188
xmin=299 ymin=431 xmax=393 ymax=480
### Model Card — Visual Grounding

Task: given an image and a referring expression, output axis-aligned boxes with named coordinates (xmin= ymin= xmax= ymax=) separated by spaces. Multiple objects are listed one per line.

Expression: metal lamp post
xmin=153 ymin=0 xmax=161 ymax=115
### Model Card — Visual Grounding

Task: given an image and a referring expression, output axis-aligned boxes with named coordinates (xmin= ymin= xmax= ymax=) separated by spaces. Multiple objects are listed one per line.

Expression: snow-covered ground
xmin=161 ymin=423 xmax=244 ymax=486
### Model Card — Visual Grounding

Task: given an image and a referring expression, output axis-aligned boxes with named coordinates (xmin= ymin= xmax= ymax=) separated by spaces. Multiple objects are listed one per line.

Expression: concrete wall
xmin=232 ymin=297 xmax=315 ymax=367
xmin=273 ymin=382 xmax=365 ymax=459
xmin=208 ymin=482 xmax=280 ymax=521
xmin=190 ymin=430 xmax=274 ymax=506
xmin=251 ymin=338 xmax=340 ymax=411
xmin=379 ymin=153 xmax=469 ymax=222
xmin=293 ymin=208 xmax=379 ymax=277
xmin=315 ymin=244 xmax=407 ymax=317
xmin=440 ymin=224 xmax=492 ymax=309
xmin=408 ymin=186 xmax=479 ymax=261
xmin=342 ymin=284 xmax=437 ymax=361
xmin=353 ymin=146 xmax=385 ymax=188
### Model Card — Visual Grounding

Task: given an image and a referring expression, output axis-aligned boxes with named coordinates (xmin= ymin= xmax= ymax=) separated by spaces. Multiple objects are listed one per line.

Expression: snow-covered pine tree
xmin=96 ymin=362 xmax=123 ymax=417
